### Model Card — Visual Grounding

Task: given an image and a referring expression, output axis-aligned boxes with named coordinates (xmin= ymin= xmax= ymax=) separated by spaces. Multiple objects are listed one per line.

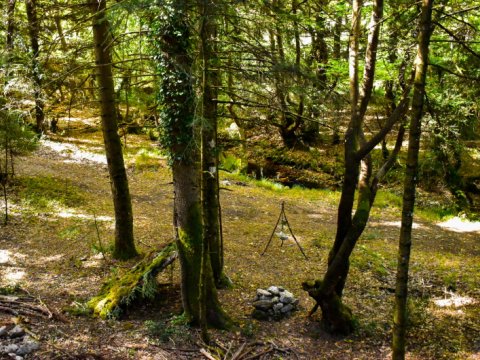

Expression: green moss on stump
xmin=88 ymin=242 xmax=177 ymax=319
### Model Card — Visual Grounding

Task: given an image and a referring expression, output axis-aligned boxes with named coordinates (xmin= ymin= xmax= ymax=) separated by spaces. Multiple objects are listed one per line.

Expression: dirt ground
xmin=0 ymin=117 xmax=479 ymax=359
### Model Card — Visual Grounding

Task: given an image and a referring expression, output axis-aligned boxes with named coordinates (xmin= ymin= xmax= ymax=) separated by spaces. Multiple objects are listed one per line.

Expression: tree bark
xmin=155 ymin=0 xmax=229 ymax=330
xmin=25 ymin=0 xmax=44 ymax=133
xmin=198 ymin=0 xmax=228 ymax=289
xmin=90 ymin=0 xmax=137 ymax=260
xmin=6 ymin=0 xmax=16 ymax=52
xmin=392 ymin=1 xmax=434 ymax=358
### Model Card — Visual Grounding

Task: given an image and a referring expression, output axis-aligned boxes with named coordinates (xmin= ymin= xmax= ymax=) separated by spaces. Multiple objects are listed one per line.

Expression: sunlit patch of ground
xmin=370 ymin=220 xmax=424 ymax=229
xmin=41 ymin=139 xmax=107 ymax=164
xmin=56 ymin=209 xmax=113 ymax=222
xmin=437 ymin=216 xmax=480 ymax=233
xmin=433 ymin=292 xmax=476 ymax=308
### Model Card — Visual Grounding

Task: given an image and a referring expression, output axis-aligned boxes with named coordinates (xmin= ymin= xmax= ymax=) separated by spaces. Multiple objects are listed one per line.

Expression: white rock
xmin=256 ymin=288 xmax=271 ymax=297
xmin=5 ymin=344 xmax=19 ymax=353
xmin=267 ymin=286 xmax=280 ymax=295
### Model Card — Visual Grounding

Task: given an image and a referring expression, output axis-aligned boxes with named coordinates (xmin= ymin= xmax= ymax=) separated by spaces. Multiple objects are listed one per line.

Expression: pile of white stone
xmin=0 ymin=323 xmax=40 ymax=360
xmin=252 ymin=286 xmax=299 ymax=320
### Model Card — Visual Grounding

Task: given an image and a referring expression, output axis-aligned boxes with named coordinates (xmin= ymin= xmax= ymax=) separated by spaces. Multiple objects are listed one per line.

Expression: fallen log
xmin=88 ymin=242 xmax=177 ymax=319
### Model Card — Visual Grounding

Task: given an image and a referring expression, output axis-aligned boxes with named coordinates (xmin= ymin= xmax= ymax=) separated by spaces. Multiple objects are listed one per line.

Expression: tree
xmin=25 ymin=0 xmax=45 ymax=133
xmin=152 ymin=0 xmax=229 ymax=333
xmin=303 ymin=0 xmax=412 ymax=334
xmin=198 ymin=0 xmax=229 ymax=288
xmin=90 ymin=0 xmax=138 ymax=260
xmin=392 ymin=0 xmax=434 ymax=358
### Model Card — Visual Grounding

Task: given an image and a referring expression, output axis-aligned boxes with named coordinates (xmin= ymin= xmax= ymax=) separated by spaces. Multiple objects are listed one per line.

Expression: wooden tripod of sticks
xmin=261 ymin=201 xmax=308 ymax=259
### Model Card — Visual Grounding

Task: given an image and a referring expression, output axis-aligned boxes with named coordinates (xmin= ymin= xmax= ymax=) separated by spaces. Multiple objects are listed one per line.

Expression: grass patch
xmin=223 ymin=172 xmax=341 ymax=204
xmin=17 ymin=175 xmax=85 ymax=210
xmin=129 ymin=147 xmax=165 ymax=171
xmin=351 ymin=245 xmax=390 ymax=278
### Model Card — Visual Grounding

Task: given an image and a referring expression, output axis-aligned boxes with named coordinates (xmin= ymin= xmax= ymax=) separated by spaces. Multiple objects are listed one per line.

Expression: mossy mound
xmin=88 ymin=242 xmax=177 ymax=319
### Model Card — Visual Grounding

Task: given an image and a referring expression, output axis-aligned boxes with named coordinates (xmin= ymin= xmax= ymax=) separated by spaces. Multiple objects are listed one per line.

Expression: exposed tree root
xmin=88 ymin=242 xmax=177 ymax=319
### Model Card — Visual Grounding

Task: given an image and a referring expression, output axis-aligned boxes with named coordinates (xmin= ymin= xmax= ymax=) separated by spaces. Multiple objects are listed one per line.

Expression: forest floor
xmin=0 ymin=112 xmax=479 ymax=359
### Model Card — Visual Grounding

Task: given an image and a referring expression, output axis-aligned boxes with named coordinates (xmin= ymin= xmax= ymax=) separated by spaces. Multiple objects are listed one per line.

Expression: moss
xmin=88 ymin=242 xmax=176 ymax=319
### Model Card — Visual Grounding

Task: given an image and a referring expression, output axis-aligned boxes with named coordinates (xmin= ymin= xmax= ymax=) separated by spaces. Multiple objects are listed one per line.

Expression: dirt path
xmin=0 ymin=125 xmax=478 ymax=359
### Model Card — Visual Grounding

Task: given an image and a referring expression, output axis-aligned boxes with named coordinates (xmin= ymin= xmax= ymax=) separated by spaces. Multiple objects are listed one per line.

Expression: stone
xmin=271 ymin=296 xmax=280 ymax=304
xmin=8 ymin=326 xmax=25 ymax=339
xmin=281 ymin=304 xmax=294 ymax=313
xmin=273 ymin=303 xmax=284 ymax=313
xmin=280 ymin=291 xmax=294 ymax=304
xmin=252 ymin=309 xmax=269 ymax=320
xmin=4 ymin=344 xmax=19 ymax=353
xmin=16 ymin=340 xmax=40 ymax=356
xmin=267 ymin=286 xmax=280 ymax=295
xmin=256 ymin=289 xmax=271 ymax=297
xmin=0 ymin=326 xmax=8 ymax=337
xmin=253 ymin=300 xmax=273 ymax=311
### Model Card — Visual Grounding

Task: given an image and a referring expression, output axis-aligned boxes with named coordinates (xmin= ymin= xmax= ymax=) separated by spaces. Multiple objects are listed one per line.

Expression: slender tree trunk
xmin=155 ymin=0 xmax=229 ymax=330
xmin=54 ymin=16 xmax=68 ymax=52
xmin=198 ymin=0 xmax=228 ymax=289
xmin=392 ymin=1 xmax=434 ymax=358
xmin=4 ymin=0 xmax=16 ymax=91
xmin=6 ymin=0 xmax=16 ymax=52
xmin=25 ymin=0 xmax=44 ymax=133
xmin=90 ymin=0 xmax=137 ymax=260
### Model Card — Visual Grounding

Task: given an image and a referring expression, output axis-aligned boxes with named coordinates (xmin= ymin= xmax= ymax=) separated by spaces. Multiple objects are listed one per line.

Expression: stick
xmin=200 ymin=348 xmax=217 ymax=360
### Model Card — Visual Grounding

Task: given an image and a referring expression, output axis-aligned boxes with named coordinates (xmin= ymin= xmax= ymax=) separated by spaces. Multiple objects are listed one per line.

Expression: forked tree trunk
xmin=155 ymin=0 xmax=229 ymax=331
xmin=25 ymin=0 xmax=44 ymax=133
xmin=91 ymin=0 xmax=137 ymax=260
xmin=392 ymin=1 xmax=434 ymax=358
xmin=304 ymin=0 xmax=412 ymax=334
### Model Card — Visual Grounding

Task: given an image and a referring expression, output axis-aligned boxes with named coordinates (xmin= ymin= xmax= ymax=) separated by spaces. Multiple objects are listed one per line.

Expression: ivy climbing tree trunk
xmin=392 ymin=0 xmax=434 ymax=358
xmin=198 ymin=0 xmax=229 ymax=289
xmin=25 ymin=0 xmax=44 ymax=133
xmin=90 ymin=0 xmax=137 ymax=260
xmin=153 ymin=0 xmax=230 ymax=332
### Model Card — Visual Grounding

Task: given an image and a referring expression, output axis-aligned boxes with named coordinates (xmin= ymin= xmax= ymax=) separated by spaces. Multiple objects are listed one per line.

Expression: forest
xmin=0 ymin=0 xmax=479 ymax=359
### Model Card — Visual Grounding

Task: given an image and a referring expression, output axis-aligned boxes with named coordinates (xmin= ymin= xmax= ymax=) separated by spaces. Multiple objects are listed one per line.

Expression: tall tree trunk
xmin=4 ymin=0 xmax=16 ymax=90
xmin=198 ymin=0 xmax=228 ymax=289
xmin=154 ymin=0 xmax=229 ymax=330
xmin=392 ymin=1 xmax=434 ymax=358
xmin=25 ymin=0 xmax=44 ymax=133
xmin=90 ymin=0 xmax=137 ymax=260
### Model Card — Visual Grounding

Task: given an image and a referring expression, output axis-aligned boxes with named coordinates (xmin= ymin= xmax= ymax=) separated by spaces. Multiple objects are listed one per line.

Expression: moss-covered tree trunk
xmin=392 ymin=1 xmax=434 ymax=358
xmin=25 ymin=0 xmax=44 ymax=133
xmin=154 ymin=0 xmax=229 ymax=330
xmin=91 ymin=0 xmax=137 ymax=260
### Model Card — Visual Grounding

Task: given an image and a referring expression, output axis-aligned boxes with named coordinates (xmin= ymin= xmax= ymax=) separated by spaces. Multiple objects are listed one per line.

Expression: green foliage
xmin=0 ymin=110 xmax=38 ymax=156
xmin=0 ymin=284 xmax=22 ymax=295
xmin=219 ymin=153 xmax=242 ymax=173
